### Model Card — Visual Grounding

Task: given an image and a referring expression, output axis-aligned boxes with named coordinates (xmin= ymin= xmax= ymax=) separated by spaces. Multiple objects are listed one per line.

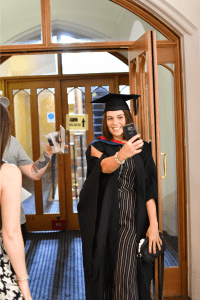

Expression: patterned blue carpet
xmin=24 ymin=229 xmax=178 ymax=300
xmin=25 ymin=230 xmax=85 ymax=300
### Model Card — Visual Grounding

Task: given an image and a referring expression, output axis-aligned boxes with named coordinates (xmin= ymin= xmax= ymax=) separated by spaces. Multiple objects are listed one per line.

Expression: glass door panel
xmin=91 ymin=86 xmax=109 ymax=139
xmin=62 ymin=78 xmax=115 ymax=230
xmin=37 ymin=88 xmax=60 ymax=214
xmin=8 ymin=80 xmax=65 ymax=231
xmin=128 ymin=31 xmax=162 ymax=300
xmin=67 ymin=87 xmax=87 ymax=213
xmin=128 ymin=31 xmax=182 ymax=297
xmin=157 ymin=64 xmax=179 ymax=267
xmin=140 ymin=55 xmax=150 ymax=143
xmin=13 ymin=89 xmax=36 ymax=215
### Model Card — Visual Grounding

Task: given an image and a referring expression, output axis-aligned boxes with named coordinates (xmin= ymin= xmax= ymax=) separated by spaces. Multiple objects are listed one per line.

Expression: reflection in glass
xmin=50 ymin=0 xmax=167 ymax=43
xmin=165 ymin=63 xmax=175 ymax=71
xmin=13 ymin=90 xmax=36 ymax=214
xmin=119 ymin=85 xmax=130 ymax=108
xmin=158 ymin=64 xmax=179 ymax=267
xmin=67 ymin=88 xmax=87 ymax=213
xmin=1 ymin=0 xmax=42 ymax=45
xmin=37 ymin=88 xmax=60 ymax=214
xmin=91 ymin=86 xmax=109 ymax=139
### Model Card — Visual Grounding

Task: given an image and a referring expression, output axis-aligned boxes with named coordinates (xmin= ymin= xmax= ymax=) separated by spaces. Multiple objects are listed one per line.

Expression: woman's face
xmin=106 ymin=110 xmax=126 ymax=140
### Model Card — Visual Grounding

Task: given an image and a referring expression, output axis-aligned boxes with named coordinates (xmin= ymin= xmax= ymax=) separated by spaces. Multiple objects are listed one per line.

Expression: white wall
xmin=165 ymin=0 xmax=200 ymax=62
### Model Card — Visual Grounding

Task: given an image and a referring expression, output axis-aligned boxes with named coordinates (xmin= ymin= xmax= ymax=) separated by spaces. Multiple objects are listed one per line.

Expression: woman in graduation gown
xmin=78 ymin=93 xmax=162 ymax=300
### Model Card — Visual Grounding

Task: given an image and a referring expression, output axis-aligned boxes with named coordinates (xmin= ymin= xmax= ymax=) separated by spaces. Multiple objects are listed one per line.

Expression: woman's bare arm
xmin=1 ymin=164 xmax=32 ymax=299
xmin=146 ymin=198 xmax=162 ymax=254
xmin=19 ymin=144 xmax=53 ymax=181
xmin=91 ymin=134 xmax=143 ymax=174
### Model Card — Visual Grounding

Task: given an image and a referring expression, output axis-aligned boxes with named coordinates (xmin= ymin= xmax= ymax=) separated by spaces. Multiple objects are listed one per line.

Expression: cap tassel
xmin=133 ymin=98 xmax=139 ymax=115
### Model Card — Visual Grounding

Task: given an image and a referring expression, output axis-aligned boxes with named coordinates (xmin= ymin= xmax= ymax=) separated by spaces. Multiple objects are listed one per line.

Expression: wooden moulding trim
xmin=157 ymin=47 xmax=175 ymax=64
xmin=174 ymin=40 xmax=188 ymax=296
xmin=40 ymin=0 xmax=47 ymax=45
xmin=26 ymin=214 xmax=59 ymax=231
xmin=157 ymin=41 xmax=177 ymax=47
xmin=110 ymin=0 xmax=179 ymax=41
xmin=1 ymin=73 xmax=129 ymax=83
xmin=158 ymin=63 xmax=174 ymax=76
xmin=0 ymin=42 xmax=178 ymax=57
xmin=57 ymin=54 xmax=62 ymax=75
xmin=0 ymin=41 xmax=178 ymax=57
xmin=110 ymin=52 xmax=128 ymax=65
xmin=0 ymin=41 xmax=134 ymax=54
xmin=40 ymin=0 xmax=51 ymax=46
xmin=0 ymin=56 xmax=11 ymax=64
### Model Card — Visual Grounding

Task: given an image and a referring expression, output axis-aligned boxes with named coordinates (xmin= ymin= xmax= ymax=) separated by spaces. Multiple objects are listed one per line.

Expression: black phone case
xmin=123 ymin=123 xmax=138 ymax=140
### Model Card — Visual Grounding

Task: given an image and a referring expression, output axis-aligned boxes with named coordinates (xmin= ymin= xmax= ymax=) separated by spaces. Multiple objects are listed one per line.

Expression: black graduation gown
xmin=78 ymin=139 xmax=158 ymax=300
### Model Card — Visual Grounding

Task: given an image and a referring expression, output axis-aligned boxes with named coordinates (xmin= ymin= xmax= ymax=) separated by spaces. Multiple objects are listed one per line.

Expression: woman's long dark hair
xmin=102 ymin=110 xmax=134 ymax=141
xmin=0 ymin=103 xmax=11 ymax=167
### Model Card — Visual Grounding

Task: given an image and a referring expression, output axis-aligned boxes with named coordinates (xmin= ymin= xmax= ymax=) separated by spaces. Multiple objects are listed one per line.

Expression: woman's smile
xmin=106 ymin=110 xmax=126 ymax=140
xmin=112 ymin=126 xmax=122 ymax=130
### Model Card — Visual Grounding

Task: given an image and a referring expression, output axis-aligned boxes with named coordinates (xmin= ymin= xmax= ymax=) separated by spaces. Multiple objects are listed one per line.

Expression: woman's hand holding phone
xmin=117 ymin=134 xmax=144 ymax=161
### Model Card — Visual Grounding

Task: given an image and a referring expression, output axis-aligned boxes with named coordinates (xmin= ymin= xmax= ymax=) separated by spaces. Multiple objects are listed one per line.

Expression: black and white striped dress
xmin=113 ymin=153 xmax=139 ymax=300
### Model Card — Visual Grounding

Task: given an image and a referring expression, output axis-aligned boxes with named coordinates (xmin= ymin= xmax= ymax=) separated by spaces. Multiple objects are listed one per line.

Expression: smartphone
xmin=123 ymin=123 xmax=138 ymax=141
xmin=60 ymin=125 xmax=67 ymax=153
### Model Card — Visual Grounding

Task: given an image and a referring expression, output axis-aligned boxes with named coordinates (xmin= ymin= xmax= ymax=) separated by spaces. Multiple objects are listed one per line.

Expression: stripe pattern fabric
xmin=113 ymin=152 xmax=139 ymax=300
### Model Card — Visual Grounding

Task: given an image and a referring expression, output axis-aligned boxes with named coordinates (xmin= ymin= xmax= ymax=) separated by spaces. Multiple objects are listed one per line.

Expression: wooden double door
xmin=7 ymin=74 xmax=128 ymax=231
xmin=4 ymin=31 xmax=187 ymax=298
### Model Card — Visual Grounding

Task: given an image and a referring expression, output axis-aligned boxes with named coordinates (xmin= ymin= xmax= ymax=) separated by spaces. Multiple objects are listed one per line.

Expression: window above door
xmin=0 ymin=52 xmax=129 ymax=77
xmin=0 ymin=0 xmax=167 ymax=47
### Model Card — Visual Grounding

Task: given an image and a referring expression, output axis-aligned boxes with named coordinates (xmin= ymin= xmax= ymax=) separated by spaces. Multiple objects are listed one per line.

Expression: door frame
xmin=6 ymin=80 xmax=66 ymax=231
xmin=2 ymin=73 xmax=130 ymax=231
xmin=0 ymin=0 xmax=192 ymax=296
xmin=127 ymin=31 xmax=187 ymax=298
xmin=1 ymin=41 xmax=187 ymax=296
xmin=60 ymin=77 xmax=117 ymax=229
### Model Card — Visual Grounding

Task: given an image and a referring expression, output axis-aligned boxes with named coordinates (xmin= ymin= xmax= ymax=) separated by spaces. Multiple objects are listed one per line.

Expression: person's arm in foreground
xmin=91 ymin=134 xmax=143 ymax=174
xmin=19 ymin=143 xmax=53 ymax=180
xmin=1 ymin=164 xmax=32 ymax=300
xmin=146 ymin=198 xmax=162 ymax=254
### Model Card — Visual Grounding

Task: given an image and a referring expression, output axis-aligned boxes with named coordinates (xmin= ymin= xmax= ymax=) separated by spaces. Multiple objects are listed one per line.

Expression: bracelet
xmin=114 ymin=152 xmax=125 ymax=165
xmin=17 ymin=275 xmax=29 ymax=281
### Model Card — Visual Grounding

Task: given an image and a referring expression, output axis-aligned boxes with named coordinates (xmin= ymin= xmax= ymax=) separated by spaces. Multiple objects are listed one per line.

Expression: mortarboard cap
xmin=0 ymin=96 xmax=10 ymax=108
xmin=90 ymin=93 xmax=140 ymax=115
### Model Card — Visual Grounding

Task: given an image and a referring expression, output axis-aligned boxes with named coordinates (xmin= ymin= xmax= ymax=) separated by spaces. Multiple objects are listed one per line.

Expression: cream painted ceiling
xmin=0 ymin=0 xmax=166 ymax=45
